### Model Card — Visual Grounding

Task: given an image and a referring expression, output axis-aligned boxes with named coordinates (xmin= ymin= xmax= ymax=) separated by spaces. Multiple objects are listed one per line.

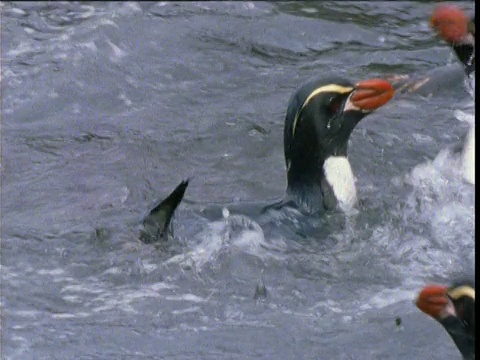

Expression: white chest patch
xmin=323 ymin=156 xmax=357 ymax=211
xmin=461 ymin=125 xmax=475 ymax=185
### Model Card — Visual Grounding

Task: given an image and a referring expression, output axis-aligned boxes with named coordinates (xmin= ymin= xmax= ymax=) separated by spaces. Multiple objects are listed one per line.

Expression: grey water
xmin=1 ymin=2 xmax=475 ymax=359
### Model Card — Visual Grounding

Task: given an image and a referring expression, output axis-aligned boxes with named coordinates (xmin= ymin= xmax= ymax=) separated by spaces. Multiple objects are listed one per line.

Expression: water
xmin=1 ymin=2 xmax=475 ymax=359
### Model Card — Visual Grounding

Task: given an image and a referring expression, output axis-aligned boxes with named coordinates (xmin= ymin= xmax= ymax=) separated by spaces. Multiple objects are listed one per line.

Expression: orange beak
xmin=416 ymin=285 xmax=451 ymax=319
xmin=350 ymin=79 xmax=395 ymax=111
xmin=430 ymin=4 xmax=469 ymax=44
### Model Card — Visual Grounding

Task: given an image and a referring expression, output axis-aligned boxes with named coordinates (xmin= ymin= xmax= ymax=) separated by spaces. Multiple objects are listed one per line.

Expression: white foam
xmin=7 ymin=7 xmax=27 ymax=16
xmin=6 ymin=41 xmax=34 ymax=58
xmin=397 ymin=131 xmax=475 ymax=279
xmin=106 ymin=38 xmax=127 ymax=60
xmin=454 ymin=110 xmax=475 ymax=185
xmin=465 ymin=73 xmax=475 ymax=99
xmin=61 ymin=284 xmax=104 ymax=294
xmin=461 ymin=125 xmax=475 ymax=184
xmin=361 ymin=288 xmax=417 ymax=311
xmin=78 ymin=5 xmax=96 ymax=19
xmin=172 ymin=306 xmax=202 ymax=315
xmin=166 ymin=220 xmax=226 ymax=270
xmin=15 ymin=310 xmax=42 ymax=318
xmin=79 ymin=40 xmax=98 ymax=53
xmin=164 ymin=294 xmax=209 ymax=303
xmin=454 ymin=109 xmax=475 ymax=126
xmin=115 ymin=2 xmax=142 ymax=15
xmin=37 ymin=268 xmax=66 ymax=276
xmin=150 ymin=282 xmax=177 ymax=292
xmin=52 ymin=312 xmax=90 ymax=319
xmin=166 ymin=213 xmax=280 ymax=272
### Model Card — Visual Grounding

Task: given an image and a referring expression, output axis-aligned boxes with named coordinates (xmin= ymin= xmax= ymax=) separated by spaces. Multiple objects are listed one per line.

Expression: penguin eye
xmin=327 ymin=96 xmax=343 ymax=116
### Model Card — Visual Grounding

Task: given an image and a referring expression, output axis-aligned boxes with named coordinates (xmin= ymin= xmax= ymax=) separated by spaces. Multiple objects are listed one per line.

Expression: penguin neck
xmin=286 ymin=153 xmax=357 ymax=214
xmin=439 ymin=316 xmax=475 ymax=360
xmin=452 ymin=42 xmax=475 ymax=77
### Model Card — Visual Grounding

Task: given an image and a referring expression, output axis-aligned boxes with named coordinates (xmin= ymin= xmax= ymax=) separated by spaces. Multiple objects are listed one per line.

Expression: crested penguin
xmin=139 ymin=77 xmax=395 ymax=242
xmin=390 ymin=5 xmax=475 ymax=184
xmin=431 ymin=4 xmax=475 ymax=78
xmin=389 ymin=5 xmax=475 ymax=95
xmin=431 ymin=4 xmax=475 ymax=185
xmin=416 ymin=282 xmax=475 ymax=359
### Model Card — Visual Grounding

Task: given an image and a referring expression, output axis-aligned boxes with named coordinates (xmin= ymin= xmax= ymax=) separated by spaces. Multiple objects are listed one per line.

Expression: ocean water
xmin=1 ymin=2 xmax=475 ymax=359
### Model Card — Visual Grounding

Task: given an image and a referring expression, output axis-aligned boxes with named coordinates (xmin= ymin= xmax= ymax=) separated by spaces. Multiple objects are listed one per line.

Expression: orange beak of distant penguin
xmin=430 ymin=4 xmax=469 ymax=44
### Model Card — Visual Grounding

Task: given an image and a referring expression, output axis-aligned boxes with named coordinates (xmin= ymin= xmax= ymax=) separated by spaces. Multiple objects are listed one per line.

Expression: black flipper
xmin=140 ymin=180 xmax=189 ymax=243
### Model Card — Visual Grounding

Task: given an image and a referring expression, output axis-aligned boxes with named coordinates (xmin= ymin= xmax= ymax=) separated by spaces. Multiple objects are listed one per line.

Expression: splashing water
xmin=393 ymin=92 xmax=475 ymax=280
xmin=464 ymin=74 xmax=475 ymax=99
xmin=166 ymin=208 xmax=288 ymax=272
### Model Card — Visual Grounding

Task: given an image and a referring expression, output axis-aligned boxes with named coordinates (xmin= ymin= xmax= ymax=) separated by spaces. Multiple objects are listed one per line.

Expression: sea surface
xmin=1 ymin=2 xmax=475 ymax=359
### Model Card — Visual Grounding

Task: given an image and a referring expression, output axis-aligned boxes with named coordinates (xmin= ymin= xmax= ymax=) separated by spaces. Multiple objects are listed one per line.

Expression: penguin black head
xmin=416 ymin=283 xmax=475 ymax=359
xmin=283 ymin=77 xmax=394 ymax=213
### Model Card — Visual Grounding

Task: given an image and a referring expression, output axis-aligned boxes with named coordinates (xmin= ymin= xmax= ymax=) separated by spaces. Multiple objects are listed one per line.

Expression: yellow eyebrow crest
xmin=303 ymin=84 xmax=354 ymax=107
xmin=292 ymin=84 xmax=354 ymax=137
xmin=448 ymin=285 xmax=475 ymax=300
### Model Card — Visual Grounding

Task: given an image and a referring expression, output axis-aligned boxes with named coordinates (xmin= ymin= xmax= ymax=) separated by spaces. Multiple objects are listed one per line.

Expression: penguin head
xmin=431 ymin=4 xmax=472 ymax=44
xmin=416 ymin=282 xmax=475 ymax=358
xmin=283 ymin=77 xmax=394 ymax=190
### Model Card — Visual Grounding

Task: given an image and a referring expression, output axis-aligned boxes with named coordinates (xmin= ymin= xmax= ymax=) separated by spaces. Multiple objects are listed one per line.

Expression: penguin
xmin=389 ymin=5 xmax=475 ymax=184
xmin=431 ymin=4 xmax=475 ymax=185
xmin=416 ymin=282 xmax=475 ymax=359
xmin=389 ymin=4 xmax=475 ymax=95
xmin=139 ymin=77 xmax=395 ymax=242
xmin=430 ymin=4 xmax=475 ymax=78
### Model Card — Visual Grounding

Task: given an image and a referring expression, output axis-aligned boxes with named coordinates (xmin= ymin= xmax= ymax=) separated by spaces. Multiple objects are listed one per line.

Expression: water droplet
xmin=222 ymin=207 xmax=230 ymax=219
